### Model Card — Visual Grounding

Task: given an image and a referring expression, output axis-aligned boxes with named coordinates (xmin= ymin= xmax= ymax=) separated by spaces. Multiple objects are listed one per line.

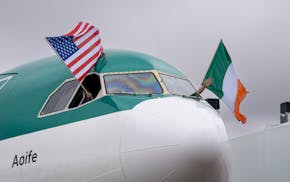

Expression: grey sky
xmin=0 ymin=0 xmax=289 ymax=138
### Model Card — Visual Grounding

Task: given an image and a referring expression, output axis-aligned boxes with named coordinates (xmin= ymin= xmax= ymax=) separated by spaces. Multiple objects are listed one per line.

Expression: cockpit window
xmin=69 ymin=74 xmax=101 ymax=108
xmin=160 ymin=73 xmax=196 ymax=96
xmin=0 ymin=75 xmax=13 ymax=90
xmin=41 ymin=79 xmax=78 ymax=115
xmin=40 ymin=73 xmax=102 ymax=116
xmin=104 ymin=72 xmax=163 ymax=95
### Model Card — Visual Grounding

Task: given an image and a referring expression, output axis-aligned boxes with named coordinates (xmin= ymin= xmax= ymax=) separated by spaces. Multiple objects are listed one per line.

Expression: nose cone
xmin=120 ymin=97 xmax=229 ymax=182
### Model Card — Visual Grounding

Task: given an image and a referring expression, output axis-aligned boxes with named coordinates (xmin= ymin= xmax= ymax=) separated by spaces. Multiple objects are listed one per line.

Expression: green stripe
xmin=0 ymin=95 xmax=168 ymax=141
xmin=203 ymin=40 xmax=232 ymax=98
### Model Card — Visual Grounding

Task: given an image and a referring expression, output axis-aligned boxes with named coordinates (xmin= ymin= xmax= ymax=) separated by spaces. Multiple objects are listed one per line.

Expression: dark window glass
xmin=104 ymin=73 xmax=163 ymax=94
xmin=160 ymin=74 xmax=196 ymax=96
xmin=41 ymin=80 xmax=78 ymax=115
xmin=69 ymin=74 xmax=101 ymax=108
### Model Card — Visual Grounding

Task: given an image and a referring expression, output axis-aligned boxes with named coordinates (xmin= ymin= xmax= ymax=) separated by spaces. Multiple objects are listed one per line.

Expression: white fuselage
xmin=0 ymin=97 xmax=229 ymax=182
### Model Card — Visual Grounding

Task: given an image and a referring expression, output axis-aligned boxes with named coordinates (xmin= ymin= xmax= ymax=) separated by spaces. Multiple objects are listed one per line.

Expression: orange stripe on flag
xmin=234 ymin=79 xmax=248 ymax=124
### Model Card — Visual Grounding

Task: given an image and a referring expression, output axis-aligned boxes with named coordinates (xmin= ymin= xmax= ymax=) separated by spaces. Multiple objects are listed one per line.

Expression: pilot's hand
xmin=203 ymin=78 xmax=212 ymax=88
xmin=85 ymin=91 xmax=93 ymax=100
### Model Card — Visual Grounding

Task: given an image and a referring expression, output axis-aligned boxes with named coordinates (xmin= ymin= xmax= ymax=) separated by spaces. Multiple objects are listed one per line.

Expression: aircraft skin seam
xmin=120 ymin=144 xmax=180 ymax=153
xmin=118 ymin=114 xmax=130 ymax=182
xmin=158 ymin=169 xmax=177 ymax=182
xmin=80 ymin=168 xmax=122 ymax=182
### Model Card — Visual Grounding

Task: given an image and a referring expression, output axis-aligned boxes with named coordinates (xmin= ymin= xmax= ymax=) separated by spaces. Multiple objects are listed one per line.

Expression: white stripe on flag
xmin=69 ymin=44 xmax=102 ymax=72
xmin=74 ymin=27 xmax=99 ymax=46
xmin=77 ymin=23 xmax=89 ymax=36
xmin=64 ymin=35 xmax=101 ymax=65
xmin=75 ymin=51 xmax=102 ymax=79
xmin=222 ymin=64 xmax=238 ymax=112
xmin=73 ymin=23 xmax=86 ymax=36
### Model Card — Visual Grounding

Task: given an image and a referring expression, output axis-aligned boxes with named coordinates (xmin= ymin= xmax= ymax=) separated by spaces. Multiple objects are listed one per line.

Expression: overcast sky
xmin=0 ymin=0 xmax=289 ymax=138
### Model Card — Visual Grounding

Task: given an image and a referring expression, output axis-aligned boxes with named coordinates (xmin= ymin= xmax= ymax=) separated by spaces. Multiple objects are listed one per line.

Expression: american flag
xmin=46 ymin=22 xmax=103 ymax=82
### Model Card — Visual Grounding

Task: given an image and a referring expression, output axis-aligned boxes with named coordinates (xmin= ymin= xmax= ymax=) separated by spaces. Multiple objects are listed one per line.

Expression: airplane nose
xmin=119 ymin=97 xmax=229 ymax=182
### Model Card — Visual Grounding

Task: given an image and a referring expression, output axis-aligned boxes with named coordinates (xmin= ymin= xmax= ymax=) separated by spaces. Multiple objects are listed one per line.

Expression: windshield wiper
xmin=171 ymin=93 xmax=202 ymax=100
xmin=182 ymin=94 xmax=202 ymax=100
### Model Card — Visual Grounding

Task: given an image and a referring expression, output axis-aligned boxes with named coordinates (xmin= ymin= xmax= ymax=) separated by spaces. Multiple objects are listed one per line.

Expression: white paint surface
xmin=0 ymin=96 xmax=229 ymax=182
xmin=121 ymin=97 xmax=228 ymax=182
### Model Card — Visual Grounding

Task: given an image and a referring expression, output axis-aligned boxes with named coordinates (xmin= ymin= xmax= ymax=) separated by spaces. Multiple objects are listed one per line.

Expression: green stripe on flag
xmin=203 ymin=40 xmax=232 ymax=98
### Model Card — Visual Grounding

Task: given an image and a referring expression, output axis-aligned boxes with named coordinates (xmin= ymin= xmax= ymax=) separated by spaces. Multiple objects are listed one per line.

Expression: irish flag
xmin=204 ymin=40 xmax=248 ymax=124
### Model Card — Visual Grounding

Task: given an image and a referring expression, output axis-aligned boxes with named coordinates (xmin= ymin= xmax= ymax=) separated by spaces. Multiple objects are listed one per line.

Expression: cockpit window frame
xmin=158 ymin=72 xmax=197 ymax=96
xmin=38 ymin=70 xmax=196 ymax=118
xmin=102 ymin=70 xmax=165 ymax=95
xmin=38 ymin=72 xmax=104 ymax=118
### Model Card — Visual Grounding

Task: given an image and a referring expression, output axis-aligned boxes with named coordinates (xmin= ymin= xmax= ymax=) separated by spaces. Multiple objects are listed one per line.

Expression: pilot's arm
xmin=192 ymin=78 xmax=212 ymax=96
xmin=85 ymin=91 xmax=93 ymax=101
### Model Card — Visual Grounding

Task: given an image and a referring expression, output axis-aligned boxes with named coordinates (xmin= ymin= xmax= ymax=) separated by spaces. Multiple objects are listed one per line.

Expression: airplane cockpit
xmin=39 ymin=69 xmax=197 ymax=117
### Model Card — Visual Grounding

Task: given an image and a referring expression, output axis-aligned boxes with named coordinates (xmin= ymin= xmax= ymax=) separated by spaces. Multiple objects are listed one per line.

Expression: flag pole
xmin=79 ymin=82 xmax=93 ymax=99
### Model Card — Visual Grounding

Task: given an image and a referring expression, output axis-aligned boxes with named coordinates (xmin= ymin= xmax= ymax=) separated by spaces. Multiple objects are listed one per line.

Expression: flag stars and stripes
xmin=46 ymin=22 xmax=103 ymax=82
